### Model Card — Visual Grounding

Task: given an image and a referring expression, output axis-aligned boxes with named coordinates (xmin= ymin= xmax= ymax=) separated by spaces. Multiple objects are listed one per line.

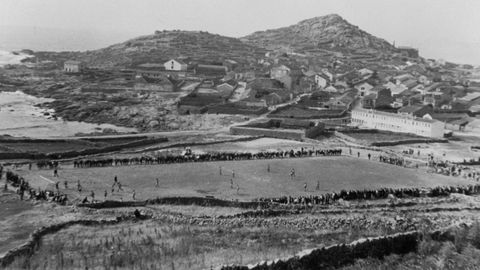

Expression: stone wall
xmin=79 ymin=197 xmax=269 ymax=209
xmin=230 ymin=126 xmax=305 ymax=141
xmin=370 ymin=139 xmax=447 ymax=146
xmin=0 ymin=216 xmax=144 ymax=268
xmin=222 ymin=231 xmax=420 ymax=270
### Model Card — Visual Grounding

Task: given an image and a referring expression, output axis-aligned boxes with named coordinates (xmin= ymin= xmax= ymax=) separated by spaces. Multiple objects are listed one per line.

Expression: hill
xmin=241 ymin=14 xmax=396 ymax=55
xmin=33 ymin=15 xmax=399 ymax=68
xmin=34 ymin=30 xmax=267 ymax=68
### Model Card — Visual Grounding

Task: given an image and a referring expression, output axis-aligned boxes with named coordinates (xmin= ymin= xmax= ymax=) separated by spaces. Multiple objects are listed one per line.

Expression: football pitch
xmin=19 ymin=156 xmax=471 ymax=202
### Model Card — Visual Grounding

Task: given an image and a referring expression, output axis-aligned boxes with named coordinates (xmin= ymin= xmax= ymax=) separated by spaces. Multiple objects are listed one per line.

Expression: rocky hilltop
xmin=34 ymin=31 xmax=264 ymax=68
xmin=242 ymin=14 xmax=396 ymax=54
xmin=33 ymin=15 xmax=398 ymax=68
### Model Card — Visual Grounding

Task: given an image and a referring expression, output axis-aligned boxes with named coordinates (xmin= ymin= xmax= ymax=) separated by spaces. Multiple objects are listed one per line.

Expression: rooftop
xmin=165 ymin=59 xmax=187 ymax=65
xmin=403 ymin=79 xmax=419 ymax=88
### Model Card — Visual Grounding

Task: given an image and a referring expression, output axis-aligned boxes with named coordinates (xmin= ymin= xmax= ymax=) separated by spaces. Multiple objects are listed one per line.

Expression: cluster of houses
xmin=63 ymin=47 xmax=480 ymax=138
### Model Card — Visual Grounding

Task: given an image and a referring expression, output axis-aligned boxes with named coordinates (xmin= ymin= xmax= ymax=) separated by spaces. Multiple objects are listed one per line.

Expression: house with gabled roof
xmin=314 ymin=73 xmax=330 ymax=88
xmin=270 ymin=64 xmax=302 ymax=90
xmin=133 ymin=74 xmax=175 ymax=92
xmin=163 ymin=59 xmax=187 ymax=71
xmin=264 ymin=92 xmax=284 ymax=106
xmin=394 ymin=74 xmax=415 ymax=85
xmin=397 ymin=46 xmax=419 ymax=58
xmin=216 ymin=80 xmax=238 ymax=98
xmin=398 ymin=104 xmax=433 ymax=117
xmin=402 ymin=79 xmax=419 ymax=90
xmin=64 ymin=60 xmax=84 ymax=73
xmin=325 ymin=91 xmax=356 ymax=110
xmin=355 ymin=82 xmax=374 ymax=97
xmin=384 ymin=81 xmax=408 ymax=96
xmin=358 ymin=68 xmax=374 ymax=77
xmin=270 ymin=64 xmax=291 ymax=78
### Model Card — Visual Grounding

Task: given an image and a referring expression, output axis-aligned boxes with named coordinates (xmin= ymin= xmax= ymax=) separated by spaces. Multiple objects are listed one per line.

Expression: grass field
xmin=17 ymin=156 xmax=472 ymax=202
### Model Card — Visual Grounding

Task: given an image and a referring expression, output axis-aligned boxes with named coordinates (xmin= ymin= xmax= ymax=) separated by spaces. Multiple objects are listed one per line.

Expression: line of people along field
xmin=3 ymin=170 xmax=68 ymax=204
xmin=257 ymin=184 xmax=480 ymax=206
xmin=378 ymin=155 xmax=406 ymax=167
xmin=378 ymin=153 xmax=480 ymax=182
xmin=70 ymin=148 xmax=343 ymax=168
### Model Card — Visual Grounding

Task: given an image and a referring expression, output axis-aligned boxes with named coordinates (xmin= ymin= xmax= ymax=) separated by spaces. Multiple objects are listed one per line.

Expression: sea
xmin=0 ymin=50 xmax=137 ymax=138
xmin=0 ymin=91 xmax=136 ymax=138
xmin=0 ymin=49 xmax=32 ymax=66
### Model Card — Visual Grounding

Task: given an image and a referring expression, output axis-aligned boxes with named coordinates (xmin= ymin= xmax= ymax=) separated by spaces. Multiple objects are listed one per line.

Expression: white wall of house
xmin=270 ymin=65 xmax=290 ymax=79
xmin=355 ymin=83 xmax=374 ymax=96
xmin=315 ymin=75 xmax=328 ymax=88
xmin=164 ymin=59 xmax=187 ymax=71
xmin=351 ymin=108 xmax=445 ymax=138
xmin=64 ymin=63 xmax=82 ymax=73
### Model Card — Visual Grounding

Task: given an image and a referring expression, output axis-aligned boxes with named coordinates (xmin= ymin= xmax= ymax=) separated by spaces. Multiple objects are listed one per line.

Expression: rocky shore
xmin=0 ymin=69 xmax=244 ymax=133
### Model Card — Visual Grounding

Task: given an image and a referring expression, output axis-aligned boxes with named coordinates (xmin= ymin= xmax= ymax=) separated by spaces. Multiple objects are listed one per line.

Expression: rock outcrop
xmin=242 ymin=14 xmax=396 ymax=54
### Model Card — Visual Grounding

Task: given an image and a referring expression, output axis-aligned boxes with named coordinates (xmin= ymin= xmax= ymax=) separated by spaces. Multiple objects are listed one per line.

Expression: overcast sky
xmin=1 ymin=0 xmax=479 ymax=64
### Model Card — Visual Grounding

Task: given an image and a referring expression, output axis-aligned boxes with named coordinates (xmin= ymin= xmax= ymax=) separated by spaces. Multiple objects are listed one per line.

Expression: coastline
xmin=0 ymin=90 xmax=137 ymax=138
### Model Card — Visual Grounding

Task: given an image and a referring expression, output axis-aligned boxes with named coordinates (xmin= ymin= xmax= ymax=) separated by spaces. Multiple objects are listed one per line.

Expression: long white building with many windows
xmin=351 ymin=108 xmax=445 ymax=138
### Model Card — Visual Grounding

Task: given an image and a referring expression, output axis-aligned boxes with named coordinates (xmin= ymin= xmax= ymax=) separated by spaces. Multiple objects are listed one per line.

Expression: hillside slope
xmin=35 ymin=31 xmax=266 ymax=68
xmin=242 ymin=14 xmax=396 ymax=54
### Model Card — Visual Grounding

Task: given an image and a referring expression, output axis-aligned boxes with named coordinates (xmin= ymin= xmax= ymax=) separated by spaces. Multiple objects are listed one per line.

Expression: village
xmin=3 ymin=11 xmax=480 ymax=269
xmin=53 ymin=41 xmax=480 ymax=141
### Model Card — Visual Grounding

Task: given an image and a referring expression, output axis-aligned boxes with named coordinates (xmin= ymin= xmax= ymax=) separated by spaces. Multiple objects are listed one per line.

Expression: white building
xmin=351 ymin=108 xmax=445 ymax=138
xmin=63 ymin=60 xmax=84 ymax=73
xmin=384 ymin=81 xmax=408 ymax=95
xmin=355 ymin=82 xmax=374 ymax=96
xmin=163 ymin=59 xmax=187 ymax=71
xmin=314 ymin=73 xmax=329 ymax=88
xmin=358 ymin=68 xmax=374 ymax=77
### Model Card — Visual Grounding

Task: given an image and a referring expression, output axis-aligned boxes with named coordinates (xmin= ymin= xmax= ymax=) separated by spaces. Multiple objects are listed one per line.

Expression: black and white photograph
xmin=1 ymin=0 xmax=480 ymax=269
